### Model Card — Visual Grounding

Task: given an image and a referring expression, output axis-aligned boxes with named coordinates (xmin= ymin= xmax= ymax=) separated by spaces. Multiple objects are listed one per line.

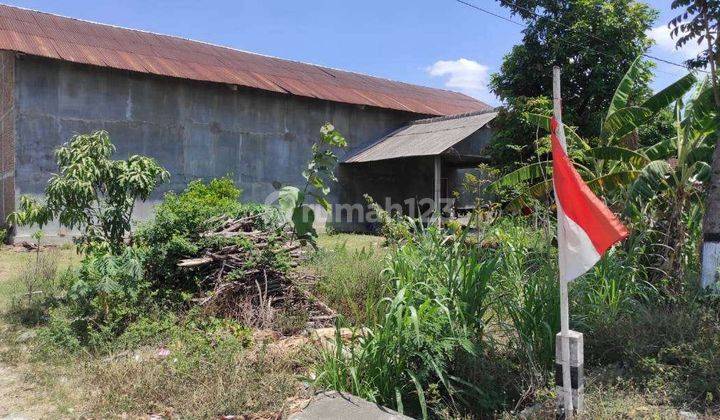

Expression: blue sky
xmin=4 ymin=0 xmax=700 ymax=106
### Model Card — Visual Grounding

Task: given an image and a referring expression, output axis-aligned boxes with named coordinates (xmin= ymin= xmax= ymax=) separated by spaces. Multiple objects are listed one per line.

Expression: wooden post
xmin=434 ymin=155 xmax=441 ymax=227
xmin=553 ymin=65 xmax=576 ymax=418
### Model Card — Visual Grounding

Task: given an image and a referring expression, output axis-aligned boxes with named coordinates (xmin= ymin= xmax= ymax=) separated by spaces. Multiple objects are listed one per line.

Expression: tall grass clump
xmin=314 ymin=226 xmax=497 ymax=418
xmin=488 ymin=217 xmax=559 ymax=381
xmin=311 ymin=243 xmax=386 ymax=325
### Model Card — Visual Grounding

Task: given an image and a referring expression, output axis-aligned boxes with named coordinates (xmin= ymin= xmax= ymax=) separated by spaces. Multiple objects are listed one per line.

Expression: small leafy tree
xmin=7 ymin=131 xmax=169 ymax=255
xmin=276 ymin=123 xmax=347 ymax=244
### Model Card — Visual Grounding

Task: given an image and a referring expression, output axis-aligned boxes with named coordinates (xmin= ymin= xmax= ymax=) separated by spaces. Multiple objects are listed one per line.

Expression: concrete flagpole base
xmin=555 ymin=330 xmax=584 ymax=418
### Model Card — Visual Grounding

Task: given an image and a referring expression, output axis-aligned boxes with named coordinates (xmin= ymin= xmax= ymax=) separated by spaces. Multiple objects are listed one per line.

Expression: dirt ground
xmin=0 ymin=360 xmax=53 ymax=419
xmin=0 ymin=246 xmax=80 ymax=419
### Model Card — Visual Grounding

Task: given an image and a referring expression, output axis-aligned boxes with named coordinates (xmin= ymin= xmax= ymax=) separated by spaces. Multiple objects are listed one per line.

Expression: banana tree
xmin=625 ymin=85 xmax=716 ymax=288
xmin=489 ymin=56 xmax=697 ymax=210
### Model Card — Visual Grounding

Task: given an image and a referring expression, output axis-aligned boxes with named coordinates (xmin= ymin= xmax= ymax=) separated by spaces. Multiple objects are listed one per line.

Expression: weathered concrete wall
xmin=0 ymin=51 xmax=14 ymax=239
xmin=336 ymin=156 xmax=436 ymax=231
xmin=12 ymin=55 xmax=425 ymax=238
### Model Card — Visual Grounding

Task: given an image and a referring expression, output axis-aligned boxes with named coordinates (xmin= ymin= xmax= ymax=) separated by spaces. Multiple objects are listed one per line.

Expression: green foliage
xmin=668 ymin=0 xmax=720 ymax=69
xmin=364 ymin=194 xmax=415 ymax=245
xmin=311 ymin=243 xmax=387 ymax=325
xmin=487 ymin=217 xmax=560 ymax=372
xmin=116 ymin=310 xmax=251 ymax=355
xmin=572 ymin=246 xmax=658 ymax=329
xmin=63 ymin=247 xmax=153 ymax=346
xmin=491 ymin=0 xmax=657 ymax=137
xmin=36 ymin=307 xmax=83 ymax=354
xmin=276 ymin=123 xmax=347 ymax=244
xmin=136 ymin=178 xmax=269 ymax=298
xmin=484 ymin=96 xmax=553 ymax=173
xmin=7 ymin=131 xmax=169 ymax=254
xmin=585 ymin=301 xmax=720 ymax=409
xmin=602 ymin=58 xmax=697 ymax=141
xmin=315 ymin=227 xmax=497 ymax=418
xmin=491 ymin=63 xmax=702 ymax=218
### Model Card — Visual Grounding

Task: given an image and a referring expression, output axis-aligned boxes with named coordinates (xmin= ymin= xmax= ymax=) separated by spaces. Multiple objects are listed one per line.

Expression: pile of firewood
xmin=176 ymin=215 xmax=336 ymax=327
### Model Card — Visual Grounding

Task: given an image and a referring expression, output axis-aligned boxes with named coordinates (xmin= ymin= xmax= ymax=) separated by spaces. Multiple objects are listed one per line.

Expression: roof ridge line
xmin=0 ymin=3 xmax=483 ymax=103
xmin=410 ymin=108 xmax=499 ymax=125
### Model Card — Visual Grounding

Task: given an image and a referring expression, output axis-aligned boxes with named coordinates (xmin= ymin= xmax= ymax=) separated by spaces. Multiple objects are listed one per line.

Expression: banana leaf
xmin=490 ymin=161 xmax=550 ymax=190
xmin=586 ymin=170 xmax=641 ymax=191
xmin=523 ymin=113 xmax=590 ymax=150
xmin=627 ymin=160 xmax=673 ymax=202
xmin=585 ymin=146 xmax=650 ymax=169
xmin=643 ymin=72 xmax=697 ymax=113
xmin=606 ymin=56 xmax=645 ymax=120
xmin=601 ymin=106 xmax=653 ymax=139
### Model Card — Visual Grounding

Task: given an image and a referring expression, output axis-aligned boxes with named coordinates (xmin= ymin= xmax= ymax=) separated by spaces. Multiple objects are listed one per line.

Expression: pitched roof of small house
xmin=344 ymin=109 xmax=498 ymax=163
xmin=0 ymin=4 xmax=490 ymax=116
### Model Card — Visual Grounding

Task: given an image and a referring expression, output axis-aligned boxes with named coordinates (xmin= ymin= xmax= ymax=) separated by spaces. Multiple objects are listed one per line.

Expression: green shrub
xmin=60 ymin=247 xmax=153 ymax=347
xmin=7 ymin=131 xmax=168 ymax=254
xmin=115 ymin=310 xmax=251 ymax=363
xmin=136 ymin=178 xmax=271 ymax=299
xmin=139 ymin=177 xmax=245 ymax=241
xmin=364 ymin=194 xmax=414 ymax=244
xmin=36 ymin=306 xmax=83 ymax=355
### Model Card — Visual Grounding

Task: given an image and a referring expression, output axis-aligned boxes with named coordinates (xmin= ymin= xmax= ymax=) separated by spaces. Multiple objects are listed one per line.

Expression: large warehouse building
xmin=0 ymin=4 xmax=497 ymax=237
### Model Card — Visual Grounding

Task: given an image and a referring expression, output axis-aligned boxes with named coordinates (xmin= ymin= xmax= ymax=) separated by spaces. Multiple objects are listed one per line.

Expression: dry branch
xmin=176 ymin=215 xmax=336 ymax=329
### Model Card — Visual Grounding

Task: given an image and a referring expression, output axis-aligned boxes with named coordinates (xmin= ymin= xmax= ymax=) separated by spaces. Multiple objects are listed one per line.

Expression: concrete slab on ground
xmin=289 ymin=391 xmax=414 ymax=420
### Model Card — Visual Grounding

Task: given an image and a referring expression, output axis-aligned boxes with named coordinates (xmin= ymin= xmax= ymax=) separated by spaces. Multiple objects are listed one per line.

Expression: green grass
xmin=317 ymin=232 xmax=383 ymax=253
xmin=0 ymin=243 xmax=308 ymax=418
xmin=0 ymin=246 xmax=80 ymax=308
xmin=0 ymin=230 xmax=717 ymax=419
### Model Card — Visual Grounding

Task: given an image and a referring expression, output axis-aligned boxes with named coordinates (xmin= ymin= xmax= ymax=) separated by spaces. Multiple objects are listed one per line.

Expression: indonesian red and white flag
xmin=551 ymin=117 xmax=628 ymax=283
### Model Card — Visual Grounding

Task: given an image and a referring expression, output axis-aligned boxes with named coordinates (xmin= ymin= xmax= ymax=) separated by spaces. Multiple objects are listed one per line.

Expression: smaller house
xmin=339 ymin=110 xmax=496 ymax=230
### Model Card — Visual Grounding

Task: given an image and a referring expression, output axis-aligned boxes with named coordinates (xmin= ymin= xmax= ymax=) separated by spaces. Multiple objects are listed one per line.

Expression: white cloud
xmin=426 ymin=58 xmax=495 ymax=103
xmin=647 ymin=25 xmax=704 ymax=60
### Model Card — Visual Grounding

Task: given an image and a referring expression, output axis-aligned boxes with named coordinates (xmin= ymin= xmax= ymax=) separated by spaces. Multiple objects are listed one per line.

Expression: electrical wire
xmin=454 ymin=0 xmax=709 ymax=75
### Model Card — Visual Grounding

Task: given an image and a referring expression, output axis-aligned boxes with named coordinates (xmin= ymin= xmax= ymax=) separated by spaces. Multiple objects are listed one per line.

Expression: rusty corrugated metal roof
xmin=0 ymin=4 xmax=490 ymax=116
xmin=344 ymin=110 xmax=498 ymax=163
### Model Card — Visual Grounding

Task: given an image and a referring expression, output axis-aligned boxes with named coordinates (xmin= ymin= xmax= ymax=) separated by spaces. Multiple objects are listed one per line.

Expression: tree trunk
xmin=699 ymin=10 xmax=720 ymax=289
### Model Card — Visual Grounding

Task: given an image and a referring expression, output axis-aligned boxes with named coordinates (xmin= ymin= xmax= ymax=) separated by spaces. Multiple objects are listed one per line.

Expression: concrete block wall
xmin=0 ymin=51 xmax=14 ymax=236
xmin=10 ymin=55 xmax=427 ymax=238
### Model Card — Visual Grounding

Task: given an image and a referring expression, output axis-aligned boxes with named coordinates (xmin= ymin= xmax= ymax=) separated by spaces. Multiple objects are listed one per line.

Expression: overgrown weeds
xmin=83 ymin=343 xmax=303 ymax=418
xmin=7 ymin=251 xmax=59 ymax=326
xmin=311 ymin=243 xmax=386 ymax=325
xmin=314 ymin=227 xmax=497 ymax=418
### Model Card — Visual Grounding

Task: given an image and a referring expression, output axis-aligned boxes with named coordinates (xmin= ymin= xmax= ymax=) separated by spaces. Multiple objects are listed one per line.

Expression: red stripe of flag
xmin=551 ymin=118 xmax=629 ymax=255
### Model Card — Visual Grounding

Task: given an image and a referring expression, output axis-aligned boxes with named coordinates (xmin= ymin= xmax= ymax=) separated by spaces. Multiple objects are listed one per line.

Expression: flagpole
xmin=553 ymin=65 xmax=574 ymax=417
